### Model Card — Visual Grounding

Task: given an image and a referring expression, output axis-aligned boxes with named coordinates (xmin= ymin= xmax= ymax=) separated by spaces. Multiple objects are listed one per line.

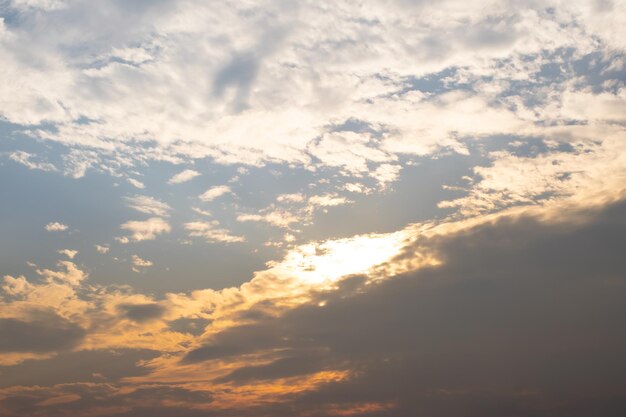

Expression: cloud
xmin=36 ymin=261 xmax=87 ymax=286
xmin=0 ymin=2 xmax=625 ymax=415
xmin=199 ymin=186 xmax=232 ymax=202
xmin=178 ymin=198 xmax=626 ymax=416
xmin=0 ymin=195 xmax=624 ymax=415
xmin=237 ymin=210 xmax=299 ymax=228
xmin=1 ymin=0 xmax=621 ymax=192
xmin=308 ymin=194 xmax=351 ymax=209
xmin=276 ymin=193 xmax=305 ymax=203
xmin=95 ymin=244 xmax=110 ymax=254
xmin=185 ymin=221 xmax=244 ymax=243
xmin=168 ymin=169 xmax=201 ymax=184
xmin=372 ymin=164 xmax=401 ymax=189
xmin=8 ymin=151 xmax=57 ymax=172
xmin=120 ymin=217 xmax=171 ymax=242
xmin=117 ymin=303 xmax=166 ymax=323
xmin=57 ymin=249 xmax=78 ymax=259
xmin=131 ymin=255 xmax=153 ymax=272
xmin=0 ymin=311 xmax=85 ymax=353
xmin=45 ymin=222 xmax=68 ymax=232
xmin=127 ymin=178 xmax=146 ymax=189
xmin=126 ymin=195 xmax=172 ymax=217
xmin=2 ymin=275 xmax=34 ymax=296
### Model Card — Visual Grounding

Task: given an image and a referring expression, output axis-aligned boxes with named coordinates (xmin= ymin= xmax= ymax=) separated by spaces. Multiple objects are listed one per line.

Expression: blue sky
xmin=0 ymin=1 xmax=625 ymax=416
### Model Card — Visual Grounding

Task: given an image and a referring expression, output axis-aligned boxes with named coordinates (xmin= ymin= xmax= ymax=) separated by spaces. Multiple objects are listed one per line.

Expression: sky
xmin=0 ymin=0 xmax=625 ymax=416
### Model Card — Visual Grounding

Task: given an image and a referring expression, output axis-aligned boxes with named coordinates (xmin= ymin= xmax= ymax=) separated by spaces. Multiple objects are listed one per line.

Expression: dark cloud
xmin=2 ymin=200 xmax=625 ymax=416
xmin=184 ymin=199 xmax=626 ymax=416
xmin=0 ymin=311 xmax=85 ymax=353
xmin=0 ymin=384 xmax=214 ymax=417
xmin=117 ymin=303 xmax=166 ymax=323
xmin=0 ymin=349 xmax=160 ymax=388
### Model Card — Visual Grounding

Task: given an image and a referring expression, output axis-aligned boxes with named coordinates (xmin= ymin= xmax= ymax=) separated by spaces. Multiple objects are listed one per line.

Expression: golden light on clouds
xmin=0 ymin=0 xmax=625 ymax=415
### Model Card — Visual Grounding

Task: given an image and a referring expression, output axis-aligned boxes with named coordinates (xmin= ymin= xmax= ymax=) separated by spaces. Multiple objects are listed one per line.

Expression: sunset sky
xmin=1 ymin=1 xmax=625 ymax=416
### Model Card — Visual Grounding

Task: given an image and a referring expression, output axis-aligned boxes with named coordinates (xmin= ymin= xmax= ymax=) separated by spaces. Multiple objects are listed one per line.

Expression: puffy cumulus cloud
xmin=44 ymin=222 xmax=68 ymax=232
xmin=57 ymin=249 xmax=78 ymax=259
xmin=168 ymin=169 xmax=201 ymax=184
xmin=120 ymin=217 xmax=171 ymax=242
xmin=37 ymin=261 xmax=87 ymax=286
xmin=2 ymin=275 xmax=34 ymax=296
xmin=185 ymin=221 xmax=245 ymax=243
xmin=125 ymin=195 xmax=172 ymax=217
xmin=94 ymin=244 xmax=110 ymax=254
xmin=199 ymin=185 xmax=232 ymax=202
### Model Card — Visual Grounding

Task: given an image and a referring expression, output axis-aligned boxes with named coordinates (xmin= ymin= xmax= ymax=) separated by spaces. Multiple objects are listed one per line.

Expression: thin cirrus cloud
xmin=0 ymin=0 xmax=625 ymax=416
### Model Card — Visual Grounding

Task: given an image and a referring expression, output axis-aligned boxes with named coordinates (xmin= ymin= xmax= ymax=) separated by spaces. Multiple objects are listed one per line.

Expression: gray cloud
xmin=117 ymin=303 xmax=166 ymax=323
xmin=183 ymin=199 xmax=626 ymax=416
xmin=0 ymin=311 xmax=85 ymax=353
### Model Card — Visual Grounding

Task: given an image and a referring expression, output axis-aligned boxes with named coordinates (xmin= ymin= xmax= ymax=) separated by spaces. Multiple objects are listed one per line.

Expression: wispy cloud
xmin=9 ymin=151 xmax=57 ymax=172
xmin=120 ymin=218 xmax=171 ymax=242
xmin=199 ymin=185 xmax=232 ymax=202
xmin=125 ymin=195 xmax=172 ymax=217
xmin=168 ymin=169 xmax=200 ymax=184
xmin=127 ymin=178 xmax=145 ymax=189
xmin=185 ymin=221 xmax=245 ymax=243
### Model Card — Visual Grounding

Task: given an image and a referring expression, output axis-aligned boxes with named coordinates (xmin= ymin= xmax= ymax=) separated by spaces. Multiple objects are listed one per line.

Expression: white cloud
xmin=9 ymin=151 xmax=57 ymax=172
xmin=185 ymin=221 xmax=245 ymax=243
xmin=37 ymin=261 xmax=87 ymax=286
xmin=120 ymin=217 xmax=171 ymax=242
xmin=199 ymin=185 xmax=232 ymax=202
xmin=192 ymin=207 xmax=213 ymax=217
xmin=45 ymin=222 xmax=68 ymax=232
xmin=372 ymin=164 xmax=401 ymax=189
xmin=168 ymin=169 xmax=201 ymax=184
xmin=57 ymin=249 xmax=78 ymax=259
xmin=237 ymin=210 xmax=299 ymax=228
xmin=343 ymin=183 xmax=372 ymax=195
xmin=131 ymin=255 xmax=153 ymax=272
xmin=0 ymin=0 xmax=620 ymax=191
xmin=95 ymin=244 xmax=110 ymax=254
xmin=2 ymin=275 xmax=34 ymax=296
xmin=126 ymin=195 xmax=171 ymax=217
xmin=127 ymin=178 xmax=146 ymax=189
xmin=276 ymin=193 xmax=306 ymax=203
xmin=308 ymin=194 xmax=351 ymax=208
